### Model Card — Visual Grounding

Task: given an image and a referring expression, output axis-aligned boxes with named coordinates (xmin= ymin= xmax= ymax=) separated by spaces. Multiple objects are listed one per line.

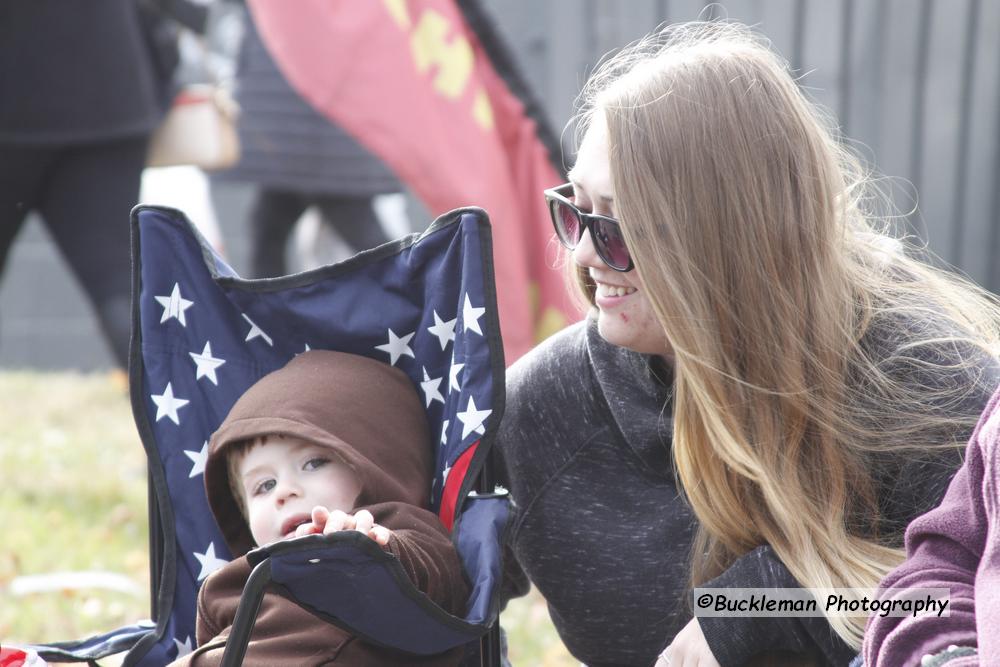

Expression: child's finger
xmin=311 ymin=506 xmax=330 ymax=527
xmin=323 ymin=509 xmax=350 ymax=534
xmin=369 ymin=525 xmax=391 ymax=547
xmin=295 ymin=522 xmax=320 ymax=538
xmin=353 ymin=510 xmax=374 ymax=535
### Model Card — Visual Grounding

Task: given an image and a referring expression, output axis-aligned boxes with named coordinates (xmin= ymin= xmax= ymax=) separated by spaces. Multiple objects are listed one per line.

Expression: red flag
xmin=246 ymin=0 xmax=579 ymax=363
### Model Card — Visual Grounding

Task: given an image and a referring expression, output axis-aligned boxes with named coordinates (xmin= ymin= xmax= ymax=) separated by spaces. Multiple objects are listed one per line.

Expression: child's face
xmin=238 ymin=435 xmax=361 ymax=546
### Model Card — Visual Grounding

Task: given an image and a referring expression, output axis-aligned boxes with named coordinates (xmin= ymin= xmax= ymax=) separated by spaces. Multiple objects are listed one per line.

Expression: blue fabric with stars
xmin=29 ymin=205 xmax=508 ymax=664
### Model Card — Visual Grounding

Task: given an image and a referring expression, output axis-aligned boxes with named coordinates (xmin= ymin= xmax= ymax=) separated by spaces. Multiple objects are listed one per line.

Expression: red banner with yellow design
xmin=246 ymin=0 xmax=579 ymax=363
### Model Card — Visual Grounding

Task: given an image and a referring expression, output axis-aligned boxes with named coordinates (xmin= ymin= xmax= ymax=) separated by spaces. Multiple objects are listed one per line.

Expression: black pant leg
xmin=37 ymin=135 xmax=148 ymax=368
xmin=315 ymin=194 xmax=389 ymax=253
xmin=0 ymin=144 xmax=52 ymax=279
xmin=248 ymin=188 xmax=308 ymax=278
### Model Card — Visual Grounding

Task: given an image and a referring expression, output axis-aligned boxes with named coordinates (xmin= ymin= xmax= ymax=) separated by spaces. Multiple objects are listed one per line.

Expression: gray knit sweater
xmin=496 ymin=315 xmax=999 ymax=667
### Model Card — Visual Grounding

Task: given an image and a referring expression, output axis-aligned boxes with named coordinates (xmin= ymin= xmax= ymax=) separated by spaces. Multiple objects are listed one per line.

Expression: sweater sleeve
xmin=697 ymin=546 xmax=858 ymax=666
xmin=491 ymin=322 xmax=590 ymax=610
xmin=862 ymin=393 xmax=999 ymax=667
xmin=697 ymin=432 xmax=977 ymax=667
xmin=699 ymin=333 xmax=999 ymax=666
xmin=193 ymin=557 xmax=253 ymax=647
xmin=491 ymin=436 xmax=531 ymax=608
xmin=371 ymin=503 xmax=470 ymax=618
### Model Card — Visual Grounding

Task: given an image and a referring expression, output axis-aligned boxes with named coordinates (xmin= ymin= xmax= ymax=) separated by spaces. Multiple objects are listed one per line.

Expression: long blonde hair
xmin=573 ymin=22 xmax=1000 ymax=647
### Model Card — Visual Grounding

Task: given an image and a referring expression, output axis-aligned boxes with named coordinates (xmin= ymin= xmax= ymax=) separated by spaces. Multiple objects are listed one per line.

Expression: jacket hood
xmin=205 ymin=350 xmax=432 ymax=556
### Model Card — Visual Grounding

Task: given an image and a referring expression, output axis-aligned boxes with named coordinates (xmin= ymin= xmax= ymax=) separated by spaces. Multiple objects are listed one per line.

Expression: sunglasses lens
xmin=592 ymin=220 xmax=631 ymax=270
xmin=552 ymin=200 xmax=582 ymax=247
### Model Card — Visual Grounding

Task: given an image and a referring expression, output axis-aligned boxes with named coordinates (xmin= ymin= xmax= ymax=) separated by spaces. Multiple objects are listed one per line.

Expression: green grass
xmin=0 ymin=371 xmax=575 ymax=665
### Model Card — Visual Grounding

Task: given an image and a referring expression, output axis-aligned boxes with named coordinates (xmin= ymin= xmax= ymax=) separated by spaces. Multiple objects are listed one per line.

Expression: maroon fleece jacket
xmin=864 ymin=386 xmax=1000 ymax=667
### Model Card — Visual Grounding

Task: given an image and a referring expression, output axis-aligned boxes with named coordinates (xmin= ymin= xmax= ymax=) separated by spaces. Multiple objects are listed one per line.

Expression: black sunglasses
xmin=544 ymin=183 xmax=634 ymax=272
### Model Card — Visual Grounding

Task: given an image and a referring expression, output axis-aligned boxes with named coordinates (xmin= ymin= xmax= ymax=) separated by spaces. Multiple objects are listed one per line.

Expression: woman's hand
xmin=656 ymin=618 xmax=721 ymax=667
xmin=293 ymin=506 xmax=393 ymax=547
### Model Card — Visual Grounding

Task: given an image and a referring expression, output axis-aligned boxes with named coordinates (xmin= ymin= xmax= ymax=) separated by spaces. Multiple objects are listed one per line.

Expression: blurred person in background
xmin=213 ymin=10 xmax=402 ymax=279
xmin=0 ymin=0 xmax=205 ymax=368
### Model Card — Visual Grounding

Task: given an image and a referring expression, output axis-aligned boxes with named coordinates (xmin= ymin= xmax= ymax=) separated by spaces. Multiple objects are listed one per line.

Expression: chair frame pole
xmin=219 ymin=559 xmax=272 ymax=667
xmin=476 ymin=462 xmax=503 ymax=667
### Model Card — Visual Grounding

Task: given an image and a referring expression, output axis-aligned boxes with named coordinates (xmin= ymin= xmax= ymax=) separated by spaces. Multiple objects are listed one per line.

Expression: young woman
xmin=497 ymin=22 xmax=1000 ymax=666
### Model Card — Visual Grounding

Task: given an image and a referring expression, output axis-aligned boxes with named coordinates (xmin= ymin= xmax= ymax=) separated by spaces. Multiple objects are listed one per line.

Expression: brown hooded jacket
xmin=173 ymin=351 xmax=469 ymax=666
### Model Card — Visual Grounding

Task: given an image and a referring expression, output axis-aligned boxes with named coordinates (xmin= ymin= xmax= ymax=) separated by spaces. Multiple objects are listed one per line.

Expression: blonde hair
xmin=226 ymin=436 xmax=267 ymax=522
xmin=573 ymin=21 xmax=1000 ymax=647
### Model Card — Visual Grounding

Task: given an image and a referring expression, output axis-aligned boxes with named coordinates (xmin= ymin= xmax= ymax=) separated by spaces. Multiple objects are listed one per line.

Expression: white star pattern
xmin=462 ymin=293 xmax=486 ymax=335
xmin=242 ymin=314 xmax=273 ymax=346
xmin=456 ymin=396 xmax=492 ymax=439
xmin=375 ymin=328 xmax=415 ymax=366
xmin=151 ymin=383 xmax=189 ymax=425
xmin=155 ymin=283 xmax=194 ymax=326
xmin=184 ymin=441 xmax=208 ymax=478
xmin=133 ymin=191 xmax=513 ymax=643
xmin=193 ymin=542 xmax=229 ymax=581
xmin=449 ymin=359 xmax=464 ymax=392
xmin=426 ymin=310 xmax=457 ymax=350
xmin=173 ymin=636 xmax=193 ymax=659
xmin=189 ymin=341 xmax=225 ymax=385
xmin=420 ymin=367 xmax=445 ymax=407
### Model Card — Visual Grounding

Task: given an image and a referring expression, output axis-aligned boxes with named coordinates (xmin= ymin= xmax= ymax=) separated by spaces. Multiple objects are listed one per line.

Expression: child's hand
xmin=294 ymin=506 xmax=393 ymax=547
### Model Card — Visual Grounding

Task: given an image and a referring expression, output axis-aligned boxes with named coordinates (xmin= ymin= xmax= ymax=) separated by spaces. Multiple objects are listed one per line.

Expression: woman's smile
xmin=594 ymin=280 xmax=638 ymax=307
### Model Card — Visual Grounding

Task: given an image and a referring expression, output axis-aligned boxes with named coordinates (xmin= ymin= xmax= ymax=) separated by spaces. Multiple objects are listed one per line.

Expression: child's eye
xmin=252 ymin=479 xmax=276 ymax=496
xmin=303 ymin=457 xmax=329 ymax=471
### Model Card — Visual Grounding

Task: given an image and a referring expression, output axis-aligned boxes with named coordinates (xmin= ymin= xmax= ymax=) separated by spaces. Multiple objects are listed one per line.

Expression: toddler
xmin=172 ymin=350 xmax=469 ymax=666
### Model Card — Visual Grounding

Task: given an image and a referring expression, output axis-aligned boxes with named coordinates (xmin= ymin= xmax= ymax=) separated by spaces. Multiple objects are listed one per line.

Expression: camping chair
xmin=23 ymin=205 xmax=509 ymax=666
